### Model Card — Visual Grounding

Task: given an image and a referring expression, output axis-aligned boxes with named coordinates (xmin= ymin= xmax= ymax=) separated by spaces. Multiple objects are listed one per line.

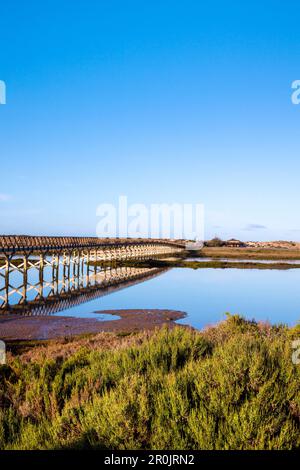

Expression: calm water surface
xmin=55 ymin=268 xmax=300 ymax=329
xmin=186 ymin=257 xmax=300 ymax=264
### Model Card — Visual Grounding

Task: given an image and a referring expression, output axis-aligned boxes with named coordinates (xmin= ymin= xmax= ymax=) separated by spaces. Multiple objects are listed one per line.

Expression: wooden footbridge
xmin=0 ymin=236 xmax=185 ymax=311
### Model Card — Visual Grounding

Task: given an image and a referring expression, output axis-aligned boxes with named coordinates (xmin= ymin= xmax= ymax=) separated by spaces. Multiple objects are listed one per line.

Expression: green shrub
xmin=0 ymin=317 xmax=299 ymax=449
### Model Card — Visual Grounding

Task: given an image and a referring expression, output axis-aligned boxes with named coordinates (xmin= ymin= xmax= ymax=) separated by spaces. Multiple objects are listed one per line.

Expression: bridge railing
xmin=0 ymin=236 xmax=185 ymax=254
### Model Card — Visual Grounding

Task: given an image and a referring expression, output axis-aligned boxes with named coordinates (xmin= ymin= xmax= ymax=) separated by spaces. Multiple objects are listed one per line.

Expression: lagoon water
xmin=186 ymin=257 xmax=300 ymax=264
xmin=55 ymin=267 xmax=300 ymax=329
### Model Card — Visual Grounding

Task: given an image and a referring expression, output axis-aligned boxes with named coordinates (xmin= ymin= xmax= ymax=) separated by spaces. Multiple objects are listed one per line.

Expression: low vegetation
xmin=200 ymin=246 xmax=300 ymax=260
xmin=204 ymin=237 xmax=225 ymax=247
xmin=0 ymin=315 xmax=299 ymax=450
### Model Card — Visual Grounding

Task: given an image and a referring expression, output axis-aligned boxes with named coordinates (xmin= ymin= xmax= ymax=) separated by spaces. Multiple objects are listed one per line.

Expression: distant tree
xmin=204 ymin=237 xmax=224 ymax=247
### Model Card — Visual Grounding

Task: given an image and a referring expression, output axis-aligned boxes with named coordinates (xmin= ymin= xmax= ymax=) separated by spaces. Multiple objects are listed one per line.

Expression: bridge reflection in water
xmin=0 ymin=264 xmax=167 ymax=316
xmin=0 ymin=236 xmax=184 ymax=316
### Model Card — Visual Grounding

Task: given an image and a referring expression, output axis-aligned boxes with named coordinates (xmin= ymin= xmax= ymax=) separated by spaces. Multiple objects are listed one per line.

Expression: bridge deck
xmin=0 ymin=236 xmax=185 ymax=254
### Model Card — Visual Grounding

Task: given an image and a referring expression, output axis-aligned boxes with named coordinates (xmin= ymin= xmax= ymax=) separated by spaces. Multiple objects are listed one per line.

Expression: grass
xmin=200 ymin=247 xmax=300 ymax=260
xmin=0 ymin=315 xmax=299 ymax=450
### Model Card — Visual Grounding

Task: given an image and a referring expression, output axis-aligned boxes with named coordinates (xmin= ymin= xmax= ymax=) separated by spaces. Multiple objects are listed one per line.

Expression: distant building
xmin=246 ymin=241 xmax=257 ymax=247
xmin=226 ymin=238 xmax=245 ymax=248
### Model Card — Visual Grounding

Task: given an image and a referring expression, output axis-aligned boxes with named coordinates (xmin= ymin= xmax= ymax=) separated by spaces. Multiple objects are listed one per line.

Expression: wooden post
xmin=39 ymin=253 xmax=44 ymax=299
xmin=4 ymin=255 xmax=10 ymax=307
xmin=21 ymin=255 xmax=28 ymax=304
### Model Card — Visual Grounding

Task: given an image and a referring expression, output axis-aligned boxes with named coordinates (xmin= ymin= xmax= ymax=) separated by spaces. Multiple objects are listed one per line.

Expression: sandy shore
xmin=0 ymin=309 xmax=186 ymax=341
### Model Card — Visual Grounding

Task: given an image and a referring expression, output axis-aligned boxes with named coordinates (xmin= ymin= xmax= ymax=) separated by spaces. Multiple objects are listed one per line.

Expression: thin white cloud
xmin=243 ymin=224 xmax=267 ymax=231
xmin=0 ymin=194 xmax=11 ymax=202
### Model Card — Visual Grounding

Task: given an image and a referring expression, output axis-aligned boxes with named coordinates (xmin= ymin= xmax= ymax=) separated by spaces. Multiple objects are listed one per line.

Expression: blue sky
xmin=0 ymin=0 xmax=300 ymax=240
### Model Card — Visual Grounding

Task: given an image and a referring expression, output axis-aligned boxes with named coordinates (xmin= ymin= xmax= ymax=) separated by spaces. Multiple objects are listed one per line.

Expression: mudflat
xmin=0 ymin=309 xmax=186 ymax=341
